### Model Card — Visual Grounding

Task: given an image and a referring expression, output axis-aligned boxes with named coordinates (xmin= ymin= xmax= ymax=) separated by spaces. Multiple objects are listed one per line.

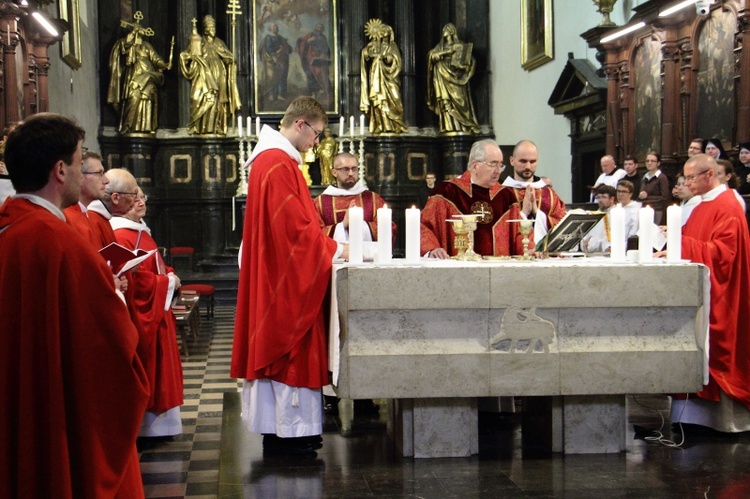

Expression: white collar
xmin=110 ymin=216 xmax=151 ymax=235
xmin=502 ymin=176 xmax=547 ymax=189
xmin=322 ymin=184 xmax=368 ymax=196
xmin=700 ymin=183 xmax=727 ymax=202
xmin=243 ymin=125 xmax=303 ymax=169
xmin=87 ymin=199 xmax=112 ymax=220
xmin=13 ymin=194 xmax=65 ymax=221
xmin=644 ymin=169 xmax=662 ymax=180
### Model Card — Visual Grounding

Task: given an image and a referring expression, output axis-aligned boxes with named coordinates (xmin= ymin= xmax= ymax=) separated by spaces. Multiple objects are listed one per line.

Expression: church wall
xmin=45 ymin=0 xmax=102 ymax=151
xmin=489 ymin=1 xmax=647 ymax=203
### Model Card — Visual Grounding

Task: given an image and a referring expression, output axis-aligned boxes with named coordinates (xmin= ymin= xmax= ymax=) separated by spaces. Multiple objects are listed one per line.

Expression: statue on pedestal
xmin=179 ymin=16 xmax=241 ymax=135
xmin=427 ymin=23 xmax=480 ymax=135
xmin=360 ymin=19 xmax=407 ymax=135
xmin=316 ymin=127 xmax=337 ymax=186
xmin=107 ymin=11 xmax=173 ymax=135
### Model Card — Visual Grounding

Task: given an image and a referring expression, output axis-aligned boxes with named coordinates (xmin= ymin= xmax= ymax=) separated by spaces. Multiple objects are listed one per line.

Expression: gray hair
xmin=468 ymin=139 xmax=500 ymax=164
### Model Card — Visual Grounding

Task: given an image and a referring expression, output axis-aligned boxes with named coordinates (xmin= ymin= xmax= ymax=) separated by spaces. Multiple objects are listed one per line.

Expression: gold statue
xmin=360 ymin=19 xmax=407 ymax=135
xmin=107 ymin=11 xmax=173 ymax=135
xmin=316 ymin=127 xmax=337 ymax=185
xmin=179 ymin=16 xmax=241 ymax=135
xmin=427 ymin=23 xmax=480 ymax=135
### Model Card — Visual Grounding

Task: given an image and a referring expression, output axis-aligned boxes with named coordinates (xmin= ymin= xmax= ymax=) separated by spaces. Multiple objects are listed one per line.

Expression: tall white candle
xmin=246 ymin=117 xmax=252 ymax=137
xmin=348 ymin=206 xmax=364 ymax=264
xmin=350 ymin=115 xmax=355 ymax=137
xmin=609 ymin=205 xmax=626 ymax=261
xmin=360 ymin=114 xmax=366 ymax=135
xmin=237 ymin=116 xmax=243 ymax=136
xmin=638 ymin=206 xmax=654 ymax=262
xmin=256 ymin=117 xmax=261 ymax=137
xmin=376 ymin=205 xmax=392 ymax=263
xmin=339 ymin=116 xmax=345 ymax=137
xmin=405 ymin=206 xmax=421 ymax=263
xmin=666 ymin=204 xmax=682 ymax=262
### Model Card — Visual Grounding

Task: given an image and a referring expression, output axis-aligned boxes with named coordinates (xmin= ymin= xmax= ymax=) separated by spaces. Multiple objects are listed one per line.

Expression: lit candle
xmin=256 ymin=117 xmax=261 ymax=137
xmin=246 ymin=117 xmax=252 ymax=137
xmin=609 ymin=205 xmax=626 ymax=261
xmin=405 ymin=206 xmax=421 ymax=263
xmin=348 ymin=206 xmax=364 ymax=264
xmin=350 ymin=115 xmax=355 ymax=137
xmin=339 ymin=116 xmax=345 ymax=137
xmin=237 ymin=116 xmax=243 ymax=137
xmin=638 ymin=206 xmax=654 ymax=262
xmin=666 ymin=204 xmax=682 ymax=262
xmin=360 ymin=114 xmax=366 ymax=136
xmin=376 ymin=204 xmax=392 ymax=263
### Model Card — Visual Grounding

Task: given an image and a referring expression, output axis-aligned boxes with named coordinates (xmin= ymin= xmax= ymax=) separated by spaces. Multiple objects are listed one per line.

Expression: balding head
xmin=103 ymin=168 xmax=138 ymax=216
xmin=683 ymin=154 xmax=719 ymax=196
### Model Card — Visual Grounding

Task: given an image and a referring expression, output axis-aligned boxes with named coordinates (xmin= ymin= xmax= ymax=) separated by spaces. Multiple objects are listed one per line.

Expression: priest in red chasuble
xmin=231 ymin=97 xmax=347 ymax=455
xmin=0 ymin=114 xmax=149 ymax=498
xmin=421 ymin=138 xmax=517 ymax=258
xmin=313 ymin=152 xmax=394 ymax=244
xmin=670 ymin=154 xmax=750 ymax=432
xmin=499 ymin=140 xmax=567 ymax=253
xmin=110 ymin=176 xmax=184 ymax=437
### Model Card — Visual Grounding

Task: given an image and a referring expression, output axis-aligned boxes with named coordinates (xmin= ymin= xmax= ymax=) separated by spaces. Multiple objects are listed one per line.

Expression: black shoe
xmin=324 ymin=395 xmax=340 ymax=415
xmin=302 ymin=435 xmax=323 ymax=449
xmin=262 ymin=434 xmax=316 ymax=455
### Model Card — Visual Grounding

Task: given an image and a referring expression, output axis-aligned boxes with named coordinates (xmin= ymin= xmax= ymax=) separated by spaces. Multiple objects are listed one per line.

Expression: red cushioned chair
xmin=170 ymin=246 xmax=195 ymax=272
xmin=180 ymin=283 xmax=216 ymax=319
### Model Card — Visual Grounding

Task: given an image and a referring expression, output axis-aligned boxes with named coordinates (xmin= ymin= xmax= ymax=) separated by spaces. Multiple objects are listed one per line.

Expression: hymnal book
xmin=99 ymin=242 xmax=156 ymax=276
xmin=535 ymin=210 xmax=606 ymax=254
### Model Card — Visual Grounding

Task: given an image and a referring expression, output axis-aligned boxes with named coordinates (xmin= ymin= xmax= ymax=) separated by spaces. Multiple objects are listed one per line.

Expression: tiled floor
xmin=140 ymin=306 xmax=750 ymax=498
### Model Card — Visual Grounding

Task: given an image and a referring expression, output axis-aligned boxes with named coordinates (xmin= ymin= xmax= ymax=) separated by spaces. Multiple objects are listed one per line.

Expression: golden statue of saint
xmin=427 ymin=23 xmax=480 ymax=135
xmin=179 ymin=16 xmax=241 ymax=135
xmin=316 ymin=127 xmax=337 ymax=186
xmin=107 ymin=12 xmax=172 ymax=135
xmin=360 ymin=19 xmax=407 ymax=134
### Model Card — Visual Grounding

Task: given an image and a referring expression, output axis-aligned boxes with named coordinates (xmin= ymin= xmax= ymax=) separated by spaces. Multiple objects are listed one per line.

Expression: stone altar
xmin=333 ymin=258 xmax=708 ymax=457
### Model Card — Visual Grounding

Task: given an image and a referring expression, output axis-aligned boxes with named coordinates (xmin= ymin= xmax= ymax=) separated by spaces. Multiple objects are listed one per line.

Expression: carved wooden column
xmin=1 ymin=5 xmax=21 ymax=127
xmin=679 ymin=40 xmax=694 ymax=148
xmin=660 ymin=36 xmax=681 ymax=159
xmin=736 ymin=13 xmax=750 ymax=143
xmin=602 ymin=56 xmax=620 ymax=156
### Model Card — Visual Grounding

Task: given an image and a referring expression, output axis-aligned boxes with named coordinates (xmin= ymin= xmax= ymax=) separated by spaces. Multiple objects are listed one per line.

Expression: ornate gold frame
xmin=59 ymin=0 xmax=81 ymax=69
xmin=521 ymin=0 xmax=553 ymax=71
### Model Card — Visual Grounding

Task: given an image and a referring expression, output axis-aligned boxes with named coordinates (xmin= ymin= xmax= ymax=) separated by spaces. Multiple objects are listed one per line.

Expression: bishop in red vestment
xmin=421 ymin=139 xmax=517 ymax=258
xmin=231 ymin=98 xmax=342 ymax=452
xmin=0 ymin=114 xmax=149 ymax=498
xmin=671 ymin=154 xmax=750 ymax=432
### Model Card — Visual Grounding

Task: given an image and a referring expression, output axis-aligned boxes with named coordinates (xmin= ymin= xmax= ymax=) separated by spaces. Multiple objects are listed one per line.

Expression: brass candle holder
xmin=447 ymin=214 xmax=482 ymax=261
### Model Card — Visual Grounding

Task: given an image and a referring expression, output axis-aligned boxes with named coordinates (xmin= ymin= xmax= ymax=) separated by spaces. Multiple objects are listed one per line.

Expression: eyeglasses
xmin=303 ymin=121 xmax=322 ymax=140
xmin=136 ymin=194 xmax=148 ymax=202
xmin=478 ymin=161 xmax=503 ymax=170
xmin=82 ymin=170 xmax=105 ymax=177
xmin=115 ymin=191 xmax=138 ymax=197
xmin=616 ymin=189 xmax=631 ymax=194
xmin=684 ymin=170 xmax=711 ymax=182
xmin=334 ymin=166 xmax=358 ymax=174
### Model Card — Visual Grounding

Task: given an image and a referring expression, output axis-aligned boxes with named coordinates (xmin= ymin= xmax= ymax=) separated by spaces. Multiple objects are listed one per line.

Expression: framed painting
xmin=252 ymin=0 xmax=338 ymax=114
xmin=58 ymin=0 xmax=82 ymax=69
xmin=521 ymin=0 xmax=553 ymax=71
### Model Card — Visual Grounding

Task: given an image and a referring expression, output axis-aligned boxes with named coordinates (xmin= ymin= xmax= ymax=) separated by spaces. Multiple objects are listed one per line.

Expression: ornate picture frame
xmin=521 ymin=0 xmax=553 ymax=71
xmin=252 ymin=0 xmax=338 ymax=114
xmin=58 ymin=0 xmax=82 ymax=69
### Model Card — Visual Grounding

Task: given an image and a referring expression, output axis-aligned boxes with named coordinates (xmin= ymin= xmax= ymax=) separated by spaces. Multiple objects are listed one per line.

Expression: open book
xmin=535 ymin=209 xmax=606 ymax=254
xmin=99 ymin=242 xmax=156 ymax=277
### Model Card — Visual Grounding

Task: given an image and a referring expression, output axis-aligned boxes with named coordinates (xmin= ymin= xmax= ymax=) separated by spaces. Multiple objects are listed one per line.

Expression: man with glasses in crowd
xmin=64 ymin=150 xmax=109 ymax=248
xmin=88 ymin=167 xmax=138 ymax=248
xmin=421 ymin=138 xmax=516 ymax=258
xmin=668 ymin=153 xmax=750 ymax=433
xmin=313 ymin=152 xmax=394 ymax=246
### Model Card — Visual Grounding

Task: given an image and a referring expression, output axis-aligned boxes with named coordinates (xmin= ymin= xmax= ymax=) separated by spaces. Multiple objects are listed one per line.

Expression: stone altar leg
xmin=389 ymin=398 xmax=478 ymax=458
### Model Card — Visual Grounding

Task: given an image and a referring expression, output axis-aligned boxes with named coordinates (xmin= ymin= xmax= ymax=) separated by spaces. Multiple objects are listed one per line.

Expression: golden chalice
xmin=506 ymin=219 xmax=536 ymax=260
xmin=447 ymin=214 xmax=482 ymax=261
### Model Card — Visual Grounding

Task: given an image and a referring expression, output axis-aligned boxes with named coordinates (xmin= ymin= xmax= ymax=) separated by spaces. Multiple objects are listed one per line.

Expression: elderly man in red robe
xmin=0 ymin=113 xmax=149 ymax=498
xmin=499 ymin=140 xmax=567 ymax=254
xmin=231 ymin=97 xmax=347 ymax=455
xmin=669 ymin=154 xmax=750 ymax=432
xmin=421 ymin=139 xmax=518 ymax=258
xmin=109 ymin=173 xmax=184 ymax=438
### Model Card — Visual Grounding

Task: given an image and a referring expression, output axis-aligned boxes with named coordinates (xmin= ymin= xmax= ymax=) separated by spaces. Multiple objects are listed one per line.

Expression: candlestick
xmin=666 ymin=204 xmax=682 ymax=262
xmin=348 ymin=206 xmax=364 ymax=264
xmin=609 ymin=205 xmax=626 ymax=261
xmin=339 ymin=116 xmax=345 ymax=137
xmin=246 ymin=117 xmax=252 ymax=137
xmin=360 ymin=114 xmax=366 ymax=136
xmin=237 ymin=116 xmax=243 ymax=137
xmin=638 ymin=206 xmax=654 ymax=262
xmin=405 ymin=206 xmax=421 ymax=263
xmin=256 ymin=117 xmax=261 ymax=137
xmin=350 ymin=115 xmax=355 ymax=137
xmin=376 ymin=205 xmax=392 ymax=263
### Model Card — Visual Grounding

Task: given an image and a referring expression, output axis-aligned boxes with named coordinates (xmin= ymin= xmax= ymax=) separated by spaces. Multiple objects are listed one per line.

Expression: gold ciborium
xmin=447 ymin=214 xmax=482 ymax=261
xmin=507 ymin=219 xmax=536 ymax=260
xmin=593 ymin=0 xmax=618 ymax=28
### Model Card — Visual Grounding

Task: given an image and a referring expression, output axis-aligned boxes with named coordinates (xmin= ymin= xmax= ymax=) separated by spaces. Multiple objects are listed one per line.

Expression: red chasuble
xmin=420 ymin=171 xmax=516 ymax=256
xmin=231 ymin=149 xmax=338 ymax=388
xmin=498 ymin=184 xmax=567 ymax=254
xmin=682 ymin=189 xmax=750 ymax=409
xmin=88 ymin=209 xmax=117 ymax=248
xmin=64 ymin=203 xmax=100 ymax=248
xmin=0 ymin=198 xmax=149 ymax=499
xmin=114 ymin=222 xmax=184 ymax=413
xmin=312 ymin=190 xmax=395 ymax=241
